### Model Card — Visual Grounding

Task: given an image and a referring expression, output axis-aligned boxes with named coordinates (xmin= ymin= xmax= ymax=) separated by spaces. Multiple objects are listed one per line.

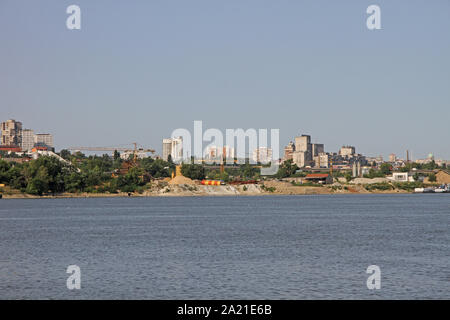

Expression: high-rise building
xmin=283 ymin=141 xmax=295 ymax=161
xmin=21 ymin=129 xmax=35 ymax=151
xmin=162 ymin=138 xmax=173 ymax=161
xmin=389 ymin=153 xmax=397 ymax=162
xmin=312 ymin=143 xmax=324 ymax=157
xmin=223 ymin=145 xmax=235 ymax=159
xmin=314 ymin=152 xmax=330 ymax=168
xmin=162 ymin=137 xmax=183 ymax=162
xmin=293 ymin=151 xmax=311 ymax=168
xmin=34 ymin=133 xmax=54 ymax=150
xmin=293 ymin=134 xmax=313 ymax=167
xmin=205 ymin=145 xmax=219 ymax=159
xmin=252 ymin=147 xmax=273 ymax=164
xmin=295 ymin=135 xmax=312 ymax=153
xmin=1 ymin=119 xmax=22 ymax=147
xmin=204 ymin=145 xmax=235 ymax=160
xmin=171 ymin=136 xmax=183 ymax=162
xmin=339 ymin=146 xmax=355 ymax=157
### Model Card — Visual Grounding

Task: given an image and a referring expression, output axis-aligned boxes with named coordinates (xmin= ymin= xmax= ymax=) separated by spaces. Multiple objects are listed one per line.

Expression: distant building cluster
xmin=283 ymin=134 xmax=367 ymax=170
xmin=283 ymin=135 xmax=326 ymax=167
xmin=371 ymin=152 xmax=448 ymax=168
xmin=0 ymin=119 xmax=54 ymax=152
xmin=205 ymin=145 xmax=235 ymax=161
xmin=414 ymin=153 xmax=448 ymax=167
xmin=156 ymin=131 xmax=447 ymax=170
xmin=252 ymin=147 xmax=273 ymax=164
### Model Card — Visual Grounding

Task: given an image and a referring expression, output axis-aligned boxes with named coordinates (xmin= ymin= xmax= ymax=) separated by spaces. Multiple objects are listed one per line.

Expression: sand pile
xmin=168 ymin=175 xmax=195 ymax=185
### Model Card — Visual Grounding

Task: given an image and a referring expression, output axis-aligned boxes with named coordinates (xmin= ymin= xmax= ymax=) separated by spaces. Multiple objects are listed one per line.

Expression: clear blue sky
xmin=1 ymin=0 xmax=449 ymax=160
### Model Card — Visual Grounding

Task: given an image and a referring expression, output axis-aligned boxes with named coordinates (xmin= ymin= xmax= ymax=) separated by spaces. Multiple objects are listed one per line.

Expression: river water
xmin=0 ymin=194 xmax=448 ymax=299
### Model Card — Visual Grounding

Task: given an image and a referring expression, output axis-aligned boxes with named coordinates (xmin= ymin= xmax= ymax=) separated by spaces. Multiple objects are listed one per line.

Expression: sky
xmin=0 ymin=0 xmax=449 ymax=160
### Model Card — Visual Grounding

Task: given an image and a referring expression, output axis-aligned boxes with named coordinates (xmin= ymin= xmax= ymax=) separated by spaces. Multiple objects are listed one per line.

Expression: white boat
xmin=414 ymin=188 xmax=424 ymax=193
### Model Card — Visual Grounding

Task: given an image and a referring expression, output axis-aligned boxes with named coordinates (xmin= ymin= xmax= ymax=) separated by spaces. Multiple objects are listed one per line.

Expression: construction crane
xmin=68 ymin=143 xmax=155 ymax=165
xmin=220 ymin=146 xmax=226 ymax=173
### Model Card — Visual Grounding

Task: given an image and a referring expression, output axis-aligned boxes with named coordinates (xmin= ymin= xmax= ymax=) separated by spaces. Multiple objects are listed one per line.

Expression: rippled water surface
xmin=0 ymin=194 xmax=449 ymax=299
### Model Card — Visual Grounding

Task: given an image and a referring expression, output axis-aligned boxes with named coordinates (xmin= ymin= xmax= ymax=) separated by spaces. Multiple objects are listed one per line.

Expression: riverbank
xmin=1 ymin=182 xmax=415 ymax=199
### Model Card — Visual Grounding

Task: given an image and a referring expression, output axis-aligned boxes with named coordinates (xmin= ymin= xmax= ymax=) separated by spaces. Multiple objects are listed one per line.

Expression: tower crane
xmin=68 ymin=143 xmax=155 ymax=165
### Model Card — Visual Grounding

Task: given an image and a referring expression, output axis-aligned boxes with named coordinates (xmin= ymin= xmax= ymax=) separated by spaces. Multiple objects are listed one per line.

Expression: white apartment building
xmin=162 ymin=136 xmax=183 ymax=162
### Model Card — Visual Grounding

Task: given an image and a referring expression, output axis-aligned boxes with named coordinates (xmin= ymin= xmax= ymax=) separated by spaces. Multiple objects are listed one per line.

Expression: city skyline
xmin=0 ymin=116 xmax=447 ymax=163
xmin=1 ymin=1 xmax=449 ymax=159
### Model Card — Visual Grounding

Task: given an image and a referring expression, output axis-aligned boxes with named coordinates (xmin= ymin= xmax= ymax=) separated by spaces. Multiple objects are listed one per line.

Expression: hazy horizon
xmin=1 ymin=0 xmax=449 ymax=160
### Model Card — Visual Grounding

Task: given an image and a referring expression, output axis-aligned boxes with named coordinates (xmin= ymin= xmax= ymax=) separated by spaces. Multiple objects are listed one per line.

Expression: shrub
xmin=261 ymin=184 xmax=276 ymax=192
xmin=393 ymin=181 xmax=423 ymax=191
xmin=364 ymin=182 xmax=393 ymax=191
xmin=428 ymin=173 xmax=436 ymax=182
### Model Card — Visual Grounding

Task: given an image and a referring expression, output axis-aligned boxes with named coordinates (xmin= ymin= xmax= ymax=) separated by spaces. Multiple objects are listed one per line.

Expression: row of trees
xmin=0 ymin=151 xmax=176 ymax=195
xmin=180 ymin=163 xmax=262 ymax=181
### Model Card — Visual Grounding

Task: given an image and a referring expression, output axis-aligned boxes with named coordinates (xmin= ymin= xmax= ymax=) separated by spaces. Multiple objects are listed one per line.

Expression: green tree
xmin=240 ymin=164 xmax=259 ymax=179
xmin=73 ymin=151 xmax=85 ymax=159
xmin=26 ymin=167 xmax=49 ymax=195
xmin=26 ymin=156 xmax=66 ymax=193
xmin=428 ymin=173 xmax=436 ymax=182
xmin=276 ymin=159 xmax=299 ymax=178
xmin=181 ymin=163 xmax=205 ymax=180
xmin=116 ymin=166 xmax=146 ymax=192
xmin=8 ymin=164 xmax=27 ymax=190
xmin=64 ymin=172 xmax=86 ymax=193
xmin=365 ymin=168 xmax=385 ymax=179
xmin=140 ymin=158 xmax=172 ymax=178
xmin=0 ymin=160 xmax=11 ymax=183
xmin=217 ymin=171 xmax=230 ymax=182
xmin=59 ymin=149 xmax=71 ymax=160
xmin=380 ymin=163 xmax=392 ymax=175
xmin=113 ymin=150 xmax=120 ymax=161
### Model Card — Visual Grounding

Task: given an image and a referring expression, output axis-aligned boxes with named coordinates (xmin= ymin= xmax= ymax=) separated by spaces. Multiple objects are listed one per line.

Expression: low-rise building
xmin=390 ymin=172 xmax=414 ymax=182
xmin=304 ymin=173 xmax=333 ymax=184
